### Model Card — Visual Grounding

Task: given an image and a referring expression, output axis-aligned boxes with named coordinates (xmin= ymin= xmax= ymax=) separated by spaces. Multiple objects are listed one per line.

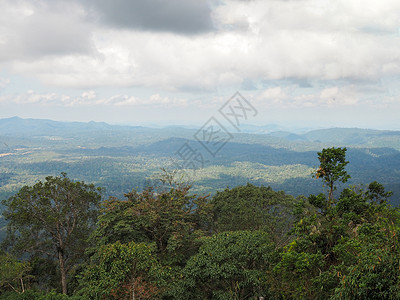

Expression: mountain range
xmin=0 ymin=116 xmax=399 ymax=205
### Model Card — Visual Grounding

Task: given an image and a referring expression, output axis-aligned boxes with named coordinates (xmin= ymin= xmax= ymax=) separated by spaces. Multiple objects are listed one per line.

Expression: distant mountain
xmin=267 ymin=127 xmax=400 ymax=150
xmin=238 ymin=124 xmax=288 ymax=134
xmin=239 ymin=124 xmax=319 ymax=134
xmin=0 ymin=117 xmax=196 ymax=148
xmin=0 ymin=116 xmax=116 ymax=136
xmin=304 ymin=128 xmax=387 ymax=144
xmin=2 ymin=117 xmax=400 ymax=151
xmin=268 ymin=131 xmax=308 ymax=141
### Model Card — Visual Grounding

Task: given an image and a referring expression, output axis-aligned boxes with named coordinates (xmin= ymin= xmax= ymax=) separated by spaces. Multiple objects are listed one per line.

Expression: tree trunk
xmin=328 ymin=181 xmax=334 ymax=206
xmin=20 ymin=277 xmax=25 ymax=293
xmin=131 ymin=274 xmax=135 ymax=300
xmin=58 ymin=247 xmax=68 ymax=294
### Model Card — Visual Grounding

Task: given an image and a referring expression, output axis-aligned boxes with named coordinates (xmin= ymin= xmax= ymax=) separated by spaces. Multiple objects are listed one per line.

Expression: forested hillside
xmin=1 ymin=147 xmax=400 ymax=299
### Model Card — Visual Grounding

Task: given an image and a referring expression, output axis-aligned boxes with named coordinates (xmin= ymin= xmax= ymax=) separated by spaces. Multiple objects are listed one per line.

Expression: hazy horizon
xmin=1 ymin=115 xmax=399 ymax=134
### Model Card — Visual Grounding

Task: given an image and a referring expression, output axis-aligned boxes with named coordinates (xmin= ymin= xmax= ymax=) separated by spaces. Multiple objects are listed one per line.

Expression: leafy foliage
xmin=314 ymin=147 xmax=350 ymax=204
xmin=177 ymin=231 xmax=276 ymax=300
xmin=78 ymin=241 xmax=165 ymax=299
xmin=271 ymin=177 xmax=400 ymax=298
xmin=211 ymin=183 xmax=296 ymax=246
xmin=91 ymin=180 xmax=211 ymax=266
xmin=0 ymin=252 xmax=31 ymax=294
xmin=1 ymin=147 xmax=400 ymax=299
xmin=1 ymin=173 xmax=101 ymax=294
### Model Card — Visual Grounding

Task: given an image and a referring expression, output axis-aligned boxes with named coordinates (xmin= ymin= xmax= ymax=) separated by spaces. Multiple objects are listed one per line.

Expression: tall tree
xmin=272 ymin=179 xmax=399 ymax=299
xmin=314 ymin=147 xmax=350 ymax=205
xmin=1 ymin=173 xmax=101 ymax=294
xmin=91 ymin=179 xmax=211 ymax=266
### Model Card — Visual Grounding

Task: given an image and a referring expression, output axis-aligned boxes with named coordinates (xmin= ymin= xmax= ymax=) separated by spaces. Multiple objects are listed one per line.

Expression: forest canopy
xmin=1 ymin=147 xmax=399 ymax=299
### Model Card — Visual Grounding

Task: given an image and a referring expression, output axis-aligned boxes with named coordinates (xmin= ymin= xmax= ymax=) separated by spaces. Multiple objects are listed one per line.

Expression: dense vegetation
xmin=1 ymin=147 xmax=399 ymax=299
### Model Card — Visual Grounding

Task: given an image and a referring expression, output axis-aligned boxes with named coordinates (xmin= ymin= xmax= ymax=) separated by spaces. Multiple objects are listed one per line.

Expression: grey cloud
xmin=359 ymin=26 xmax=396 ymax=35
xmin=83 ymin=0 xmax=214 ymax=34
xmin=0 ymin=0 xmax=94 ymax=61
xmin=288 ymin=78 xmax=313 ymax=88
xmin=20 ymin=15 xmax=92 ymax=58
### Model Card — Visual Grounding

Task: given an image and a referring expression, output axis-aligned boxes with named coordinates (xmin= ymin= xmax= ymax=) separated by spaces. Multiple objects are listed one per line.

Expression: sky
xmin=1 ymin=0 xmax=400 ymax=130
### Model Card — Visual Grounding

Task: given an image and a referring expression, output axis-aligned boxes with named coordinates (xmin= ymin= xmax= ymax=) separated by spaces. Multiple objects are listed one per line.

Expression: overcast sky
xmin=0 ymin=0 xmax=400 ymax=130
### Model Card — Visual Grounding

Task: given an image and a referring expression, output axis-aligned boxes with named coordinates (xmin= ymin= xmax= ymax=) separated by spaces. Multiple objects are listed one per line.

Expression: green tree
xmin=211 ymin=183 xmax=295 ymax=246
xmin=0 ymin=251 xmax=31 ymax=294
xmin=272 ymin=182 xmax=399 ymax=299
xmin=271 ymin=148 xmax=400 ymax=299
xmin=91 ymin=182 xmax=211 ymax=267
xmin=79 ymin=241 xmax=165 ymax=299
xmin=271 ymin=239 xmax=326 ymax=299
xmin=314 ymin=147 xmax=350 ymax=205
xmin=1 ymin=173 xmax=101 ymax=295
xmin=366 ymin=181 xmax=393 ymax=204
xmin=332 ymin=221 xmax=400 ymax=299
xmin=178 ymin=231 xmax=276 ymax=300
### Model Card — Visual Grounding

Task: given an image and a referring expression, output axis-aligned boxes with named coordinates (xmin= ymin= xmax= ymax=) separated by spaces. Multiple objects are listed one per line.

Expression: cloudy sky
xmin=1 ymin=0 xmax=400 ymax=130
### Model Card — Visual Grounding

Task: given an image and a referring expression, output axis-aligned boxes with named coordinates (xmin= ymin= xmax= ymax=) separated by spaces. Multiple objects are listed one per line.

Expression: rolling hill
xmin=0 ymin=117 xmax=399 ymax=205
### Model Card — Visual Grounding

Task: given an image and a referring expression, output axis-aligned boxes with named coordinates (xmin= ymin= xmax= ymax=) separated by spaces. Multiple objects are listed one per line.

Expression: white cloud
xmin=0 ymin=0 xmax=400 ymax=129
xmin=0 ymin=90 xmax=188 ymax=108
xmin=320 ymin=87 xmax=339 ymax=100
xmin=254 ymin=83 xmax=363 ymax=109
xmin=1 ymin=0 xmax=400 ymax=93
xmin=0 ymin=90 xmax=60 ymax=105
xmin=81 ymin=90 xmax=96 ymax=100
